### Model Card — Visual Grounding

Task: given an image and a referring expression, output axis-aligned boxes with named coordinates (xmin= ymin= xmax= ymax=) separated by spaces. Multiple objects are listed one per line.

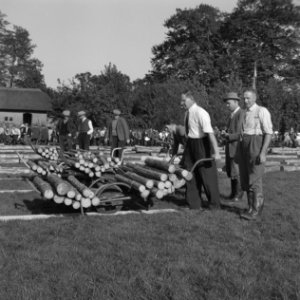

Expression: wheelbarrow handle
xmin=190 ymin=158 xmax=215 ymax=173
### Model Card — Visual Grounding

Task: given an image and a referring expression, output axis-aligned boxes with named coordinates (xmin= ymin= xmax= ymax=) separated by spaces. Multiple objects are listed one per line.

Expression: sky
xmin=1 ymin=0 xmax=239 ymax=88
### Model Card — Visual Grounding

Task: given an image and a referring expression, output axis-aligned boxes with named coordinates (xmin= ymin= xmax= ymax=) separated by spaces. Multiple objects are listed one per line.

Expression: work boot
xmin=235 ymin=179 xmax=244 ymax=201
xmin=240 ymin=190 xmax=254 ymax=219
xmin=227 ymin=179 xmax=244 ymax=203
xmin=241 ymin=192 xmax=264 ymax=221
xmin=229 ymin=179 xmax=237 ymax=199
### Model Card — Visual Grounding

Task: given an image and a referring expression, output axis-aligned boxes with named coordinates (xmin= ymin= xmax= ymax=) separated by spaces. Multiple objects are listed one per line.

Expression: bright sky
xmin=1 ymin=0 xmax=238 ymax=88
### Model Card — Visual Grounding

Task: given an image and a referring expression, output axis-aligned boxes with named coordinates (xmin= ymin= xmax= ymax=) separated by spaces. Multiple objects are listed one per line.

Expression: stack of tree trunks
xmin=116 ymin=157 xmax=192 ymax=200
xmin=26 ymin=159 xmax=64 ymax=176
xmin=61 ymin=150 xmax=121 ymax=178
xmin=34 ymin=146 xmax=59 ymax=161
xmin=32 ymin=173 xmax=100 ymax=210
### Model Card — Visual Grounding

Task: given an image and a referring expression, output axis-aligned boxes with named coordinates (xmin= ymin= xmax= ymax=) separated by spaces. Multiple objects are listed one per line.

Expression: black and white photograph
xmin=0 ymin=0 xmax=299 ymax=299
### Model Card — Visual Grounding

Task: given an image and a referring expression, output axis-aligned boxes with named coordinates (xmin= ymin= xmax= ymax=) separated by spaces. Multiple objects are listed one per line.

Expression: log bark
xmin=47 ymin=174 xmax=71 ymax=196
xmin=115 ymin=174 xmax=146 ymax=193
xmin=32 ymin=176 xmax=54 ymax=200
xmin=144 ymin=158 xmax=176 ymax=173
xmin=126 ymin=162 xmax=168 ymax=182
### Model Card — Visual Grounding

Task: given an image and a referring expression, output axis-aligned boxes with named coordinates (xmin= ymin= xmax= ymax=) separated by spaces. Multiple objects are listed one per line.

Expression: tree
xmin=221 ymin=0 xmax=300 ymax=87
xmin=0 ymin=12 xmax=46 ymax=89
xmin=150 ymin=5 xmax=227 ymax=87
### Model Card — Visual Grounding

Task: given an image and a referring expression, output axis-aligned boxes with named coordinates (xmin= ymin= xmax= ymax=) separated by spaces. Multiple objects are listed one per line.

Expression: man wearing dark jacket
xmin=57 ymin=110 xmax=77 ymax=152
xmin=105 ymin=109 xmax=130 ymax=159
xmin=222 ymin=92 xmax=245 ymax=202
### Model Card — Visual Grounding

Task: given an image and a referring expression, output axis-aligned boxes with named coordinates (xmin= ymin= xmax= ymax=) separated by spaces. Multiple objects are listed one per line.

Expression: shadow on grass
xmin=22 ymin=198 xmax=77 ymax=215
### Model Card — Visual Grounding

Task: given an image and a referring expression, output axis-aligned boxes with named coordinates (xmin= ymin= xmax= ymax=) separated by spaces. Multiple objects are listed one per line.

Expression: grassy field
xmin=0 ymin=171 xmax=299 ymax=300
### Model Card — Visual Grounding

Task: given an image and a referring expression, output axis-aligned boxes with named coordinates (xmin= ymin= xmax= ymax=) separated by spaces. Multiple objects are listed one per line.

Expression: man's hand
xmin=212 ymin=152 xmax=221 ymax=161
xmin=259 ymin=152 xmax=267 ymax=164
xmin=126 ymin=139 xmax=130 ymax=144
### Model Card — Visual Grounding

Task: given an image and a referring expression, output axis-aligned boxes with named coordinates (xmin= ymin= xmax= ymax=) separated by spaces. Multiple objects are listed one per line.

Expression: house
xmin=0 ymin=88 xmax=52 ymax=126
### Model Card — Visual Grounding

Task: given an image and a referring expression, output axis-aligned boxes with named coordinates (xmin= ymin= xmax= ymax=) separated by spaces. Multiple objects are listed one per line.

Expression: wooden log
xmin=47 ymin=174 xmax=70 ymax=196
xmin=152 ymin=180 xmax=165 ymax=190
xmin=115 ymin=174 xmax=146 ymax=193
xmin=98 ymin=156 xmax=110 ymax=169
xmin=81 ymin=197 xmax=91 ymax=208
xmin=150 ymin=187 xmax=164 ymax=199
xmin=67 ymin=175 xmax=94 ymax=198
xmin=125 ymin=162 xmax=168 ymax=182
xmin=168 ymin=174 xmax=178 ymax=182
xmin=164 ymin=181 xmax=172 ymax=188
xmin=125 ymin=172 xmax=154 ymax=189
xmin=91 ymin=196 xmax=100 ymax=206
xmin=72 ymin=200 xmax=81 ymax=210
xmin=144 ymin=157 xmax=176 ymax=173
xmin=64 ymin=197 xmax=73 ymax=206
xmin=66 ymin=189 xmax=76 ymax=199
xmin=141 ymin=189 xmax=150 ymax=198
xmin=32 ymin=176 xmax=54 ymax=200
xmin=27 ymin=160 xmax=38 ymax=171
xmin=173 ymin=178 xmax=186 ymax=189
xmin=53 ymin=195 xmax=64 ymax=204
xmin=174 ymin=167 xmax=193 ymax=181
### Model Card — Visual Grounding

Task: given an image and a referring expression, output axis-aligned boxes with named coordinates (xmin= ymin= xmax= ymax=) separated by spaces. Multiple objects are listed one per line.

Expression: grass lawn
xmin=0 ymin=171 xmax=299 ymax=300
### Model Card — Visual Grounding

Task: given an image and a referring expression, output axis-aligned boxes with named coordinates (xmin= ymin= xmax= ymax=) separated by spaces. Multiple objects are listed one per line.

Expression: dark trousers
xmin=78 ymin=132 xmax=90 ymax=150
xmin=111 ymin=136 xmax=126 ymax=159
xmin=183 ymin=137 xmax=220 ymax=209
xmin=59 ymin=135 xmax=73 ymax=152
xmin=238 ymin=135 xmax=264 ymax=194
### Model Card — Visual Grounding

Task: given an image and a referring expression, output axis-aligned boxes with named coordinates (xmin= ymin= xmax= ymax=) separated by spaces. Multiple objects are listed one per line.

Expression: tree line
xmin=0 ymin=0 xmax=300 ymax=132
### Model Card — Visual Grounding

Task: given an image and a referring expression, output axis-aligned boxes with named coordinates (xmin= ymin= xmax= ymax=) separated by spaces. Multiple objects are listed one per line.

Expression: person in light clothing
xmin=239 ymin=88 xmax=273 ymax=220
xmin=181 ymin=91 xmax=221 ymax=210
xmin=77 ymin=111 xmax=93 ymax=150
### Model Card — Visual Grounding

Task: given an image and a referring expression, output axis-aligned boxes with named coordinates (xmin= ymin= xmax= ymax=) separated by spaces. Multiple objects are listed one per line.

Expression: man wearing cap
xmin=105 ymin=109 xmax=130 ymax=158
xmin=77 ymin=111 xmax=93 ymax=150
xmin=222 ymin=92 xmax=245 ymax=202
xmin=181 ymin=91 xmax=221 ymax=210
xmin=239 ymin=88 xmax=273 ymax=221
xmin=56 ymin=110 xmax=76 ymax=152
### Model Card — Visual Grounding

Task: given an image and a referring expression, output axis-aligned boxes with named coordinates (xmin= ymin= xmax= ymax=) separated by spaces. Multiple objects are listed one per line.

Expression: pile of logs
xmin=32 ymin=173 xmax=100 ymax=209
xmin=26 ymin=159 xmax=64 ymax=176
xmin=115 ymin=157 xmax=192 ymax=200
xmin=32 ymin=145 xmax=59 ymax=161
xmin=61 ymin=150 xmax=121 ymax=178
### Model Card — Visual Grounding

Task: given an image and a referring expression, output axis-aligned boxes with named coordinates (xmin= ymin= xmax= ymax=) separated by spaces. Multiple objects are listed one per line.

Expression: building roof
xmin=0 ymin=88 xmax=52 ymax=112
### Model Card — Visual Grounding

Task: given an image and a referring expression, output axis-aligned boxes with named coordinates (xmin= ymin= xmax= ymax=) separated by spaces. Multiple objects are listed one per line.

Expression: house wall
xmin=0 ymin=112 xmax=48 ymax=126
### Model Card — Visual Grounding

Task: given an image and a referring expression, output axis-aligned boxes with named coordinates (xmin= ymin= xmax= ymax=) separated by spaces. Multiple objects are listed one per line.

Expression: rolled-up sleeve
xmin=259 ymin=107 xmax=273 ymax=135
xmin=87 ymin=120 xmax=94 ymax=135
xmin=199 ymin=109 xmax=214 ymax=134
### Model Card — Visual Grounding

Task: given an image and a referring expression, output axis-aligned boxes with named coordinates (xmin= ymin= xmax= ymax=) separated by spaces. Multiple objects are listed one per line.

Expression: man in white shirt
xmin=77 ymin=111 xmax=93 ymax=150
xmin=239 ymin=88 xmax=273 ymax=220
xmin=181 ymin=91 xmax=221 ymax=209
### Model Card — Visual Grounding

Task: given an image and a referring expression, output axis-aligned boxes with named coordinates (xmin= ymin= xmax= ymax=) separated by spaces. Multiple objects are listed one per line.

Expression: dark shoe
xmin=229 ymin=179 xmax=238 ymax=199
xmin=240 ymin=192 xmax=264 ymax=220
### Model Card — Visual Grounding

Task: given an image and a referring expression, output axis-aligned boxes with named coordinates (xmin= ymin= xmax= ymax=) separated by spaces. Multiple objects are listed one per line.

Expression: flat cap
xmin=113 ymin=109 xmax=121 ymax=115
xmin=223 ymin=92 xmax=240 ymax=102
xmin=62 ymin=110 xmax=70 ymax=117
xmin=77 ymin=111 xmax=86 ymax=117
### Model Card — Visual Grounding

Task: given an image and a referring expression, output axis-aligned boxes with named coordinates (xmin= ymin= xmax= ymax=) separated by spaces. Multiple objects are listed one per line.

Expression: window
xmin=9 ymin=117 xmax=13 ymax=121
xmin=4 ymin=117 xmax=8 ymax=121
